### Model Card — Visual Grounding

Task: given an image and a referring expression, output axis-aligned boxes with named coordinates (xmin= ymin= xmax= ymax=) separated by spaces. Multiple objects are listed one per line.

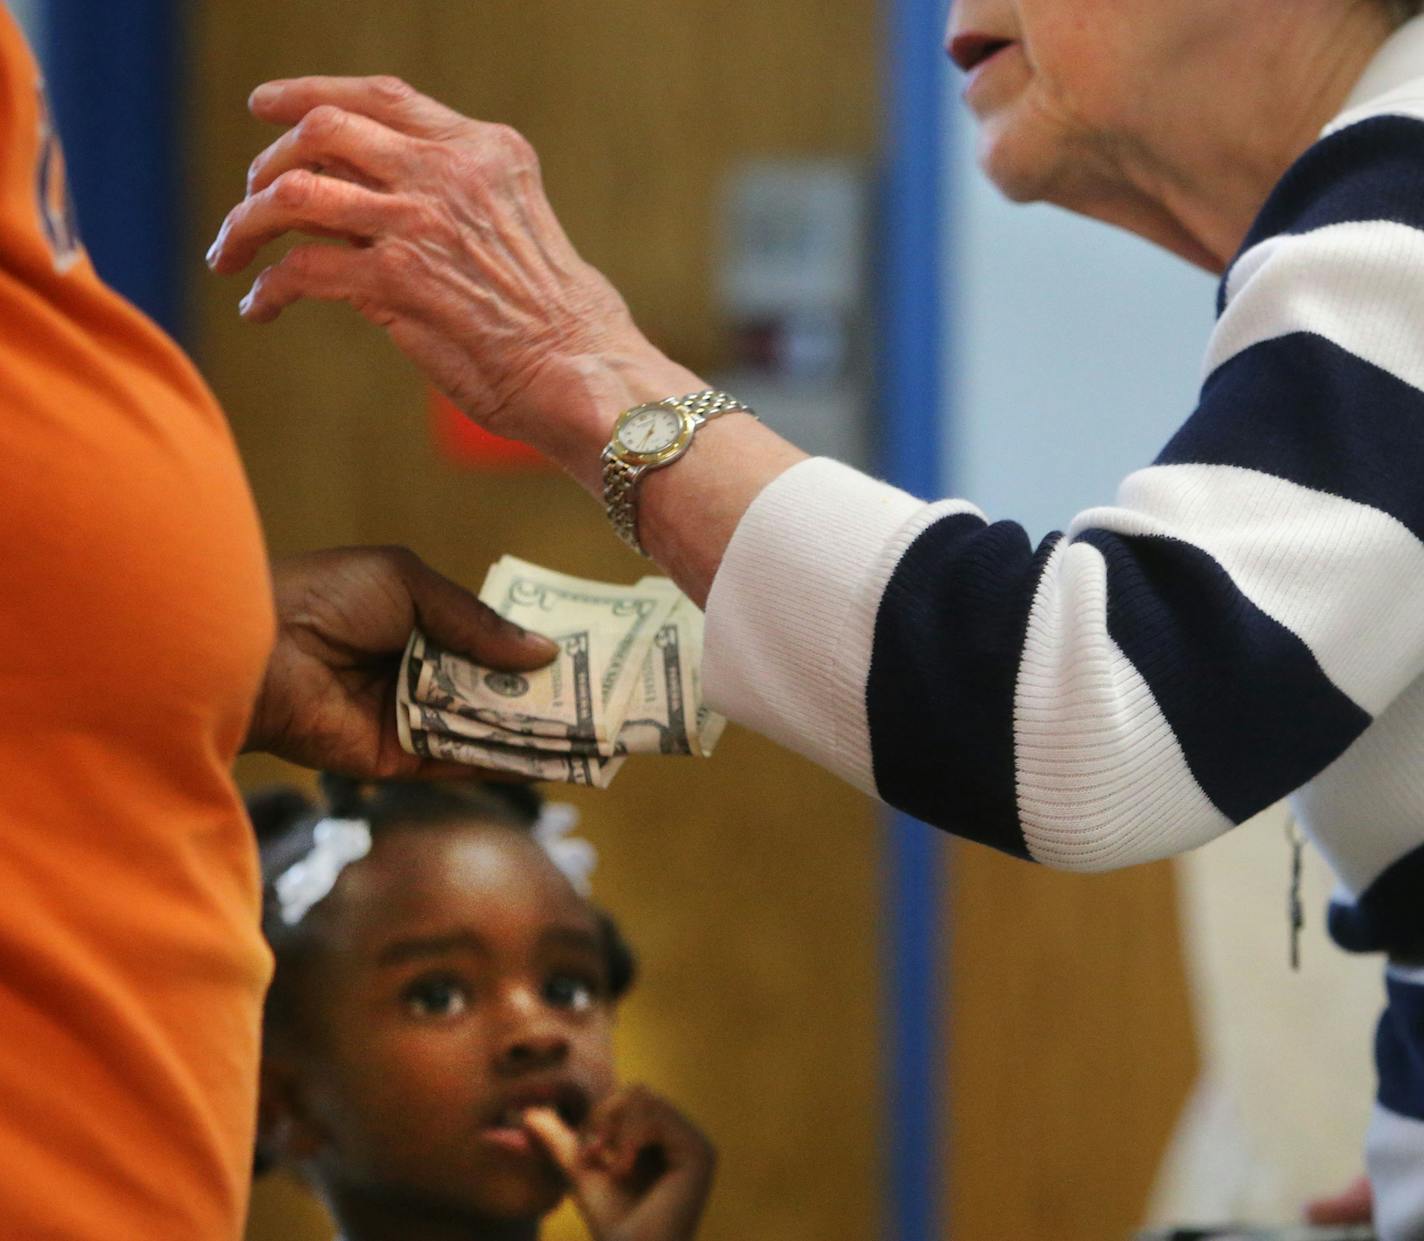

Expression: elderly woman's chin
xmin=973 ymin=116 xmax=1070 ymax=206
xmin=971 ymin=99 xmax=1124 ymax=216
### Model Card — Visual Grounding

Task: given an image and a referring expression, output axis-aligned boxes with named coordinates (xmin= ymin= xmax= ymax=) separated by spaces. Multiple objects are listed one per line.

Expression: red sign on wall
xmin=429 ymin=389 xmax=552 ymax=471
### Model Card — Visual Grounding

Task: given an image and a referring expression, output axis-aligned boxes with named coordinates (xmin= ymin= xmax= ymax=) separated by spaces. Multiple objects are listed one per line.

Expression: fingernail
xmin=205 ymin=238 xmax=220 ymax=267
xmin=500 ymin=614 xmax=556 ymax=650
xmin=238 ymin=292 xmax=253 ymax=316
xmin=249 ymin=83 xmax=277 ymax=109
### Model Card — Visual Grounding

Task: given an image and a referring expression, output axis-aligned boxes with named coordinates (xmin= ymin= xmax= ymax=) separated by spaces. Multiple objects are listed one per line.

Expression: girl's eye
xmin=543 ymin=973 xmax=596 ymax=1012
xmin=402 ymin=975 xmax=470 ymax=1018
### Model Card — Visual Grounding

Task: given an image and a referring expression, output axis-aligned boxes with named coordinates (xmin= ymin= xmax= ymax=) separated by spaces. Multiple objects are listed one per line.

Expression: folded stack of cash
xmin=396 ymin=556 xmax=726 ymax=787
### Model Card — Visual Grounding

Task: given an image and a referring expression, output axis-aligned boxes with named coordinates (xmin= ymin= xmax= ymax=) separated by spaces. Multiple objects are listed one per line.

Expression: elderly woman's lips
xmin=948 ymin=34 xmax=1014 ymax=73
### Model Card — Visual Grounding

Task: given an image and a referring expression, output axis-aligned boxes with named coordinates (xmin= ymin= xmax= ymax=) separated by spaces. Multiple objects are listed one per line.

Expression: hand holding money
xmin=396 ymin=557 xmax=726 ymax=787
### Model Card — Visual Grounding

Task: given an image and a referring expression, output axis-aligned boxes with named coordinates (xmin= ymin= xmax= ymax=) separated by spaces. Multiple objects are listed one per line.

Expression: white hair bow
xmin=532 ymin=803 xmax=597 ymax=895
xmin=274 ymin=817 xmax=373 ymax=926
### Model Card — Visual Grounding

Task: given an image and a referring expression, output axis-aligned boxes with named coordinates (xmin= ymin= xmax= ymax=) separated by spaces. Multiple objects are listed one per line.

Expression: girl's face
xmin=272 ymin=819 xmax=618 ymax=1224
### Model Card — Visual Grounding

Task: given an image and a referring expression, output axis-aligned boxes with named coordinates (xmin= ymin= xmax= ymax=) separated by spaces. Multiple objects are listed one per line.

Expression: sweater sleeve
xmin=703 ymin=106 xmax=1424 ymax=871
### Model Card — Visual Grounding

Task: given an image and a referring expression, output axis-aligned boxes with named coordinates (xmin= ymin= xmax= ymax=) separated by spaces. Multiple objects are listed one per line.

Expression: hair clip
xmin=274 ymin=817 xmax=373 ymax=926
xmin=532 ymin=802 xmax=597 ymax=895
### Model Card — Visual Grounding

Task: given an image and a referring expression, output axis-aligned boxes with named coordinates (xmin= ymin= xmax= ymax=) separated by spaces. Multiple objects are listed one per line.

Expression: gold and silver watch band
xmin=661 ymin=388 xmax=753 ymax=423
xmin=602 ymin=453 xmax=646 ymax=551
xmin=601 ymin=388 xmax=754 ymax=555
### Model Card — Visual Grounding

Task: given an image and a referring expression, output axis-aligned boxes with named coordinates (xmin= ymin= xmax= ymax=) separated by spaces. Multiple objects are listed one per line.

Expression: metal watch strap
xmin=601 ymin=452 xmax=644 ymax=551
xmin=601 ymin=389 xmax=753 ymax=555
xmin=672 ymin=388 xmax=753 ymax=425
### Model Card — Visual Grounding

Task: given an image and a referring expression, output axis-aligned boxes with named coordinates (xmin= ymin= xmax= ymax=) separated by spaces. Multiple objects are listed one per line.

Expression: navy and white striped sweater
xmin=704 ymin=22 xmax=1424 ymax=1240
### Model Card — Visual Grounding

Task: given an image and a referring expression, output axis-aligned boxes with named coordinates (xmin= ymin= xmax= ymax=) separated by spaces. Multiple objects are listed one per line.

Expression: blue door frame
xmin=879 ymin=0 xmax=950 ymax=1238
xmin=40 ymin=0 xmax=184 ymax=335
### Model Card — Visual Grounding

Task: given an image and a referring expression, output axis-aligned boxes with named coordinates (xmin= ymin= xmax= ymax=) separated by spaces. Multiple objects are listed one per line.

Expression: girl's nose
xmin=495 ymin=1025 xmax=570 ymax=1074
xmin=492 ymin=992 xmax=571 ymax=1074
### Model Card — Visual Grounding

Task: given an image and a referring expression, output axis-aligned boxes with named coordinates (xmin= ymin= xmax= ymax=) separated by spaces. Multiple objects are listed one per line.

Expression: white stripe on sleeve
xmin=1295 ymin=673 xmax=1424 ymax=893
xmin=1367 ymin=1104 xmax=1424 ymax=1241
xmin=702 ymin=457 xmax=975 ymax=795
xmin=1015 ymin=538 xmax=1233 ymax=870
xmin=1209 ymin=220 xmax=1424 ymax=392
xmin=1074 ymin=464 xmax=1424 ymax=716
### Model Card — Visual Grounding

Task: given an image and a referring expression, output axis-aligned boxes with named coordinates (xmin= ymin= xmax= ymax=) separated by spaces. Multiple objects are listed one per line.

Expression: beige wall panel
xmin=945 ymin=843 xmax=1198 ymax=1241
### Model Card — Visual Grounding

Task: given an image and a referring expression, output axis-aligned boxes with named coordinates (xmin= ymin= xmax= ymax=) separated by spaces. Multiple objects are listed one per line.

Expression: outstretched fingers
xmin=246 ymin=104 xmax=419 ymax=197
xmin=238 ymin=243 xmax=379 ymax=324
xmin=249 ymin=74 xmax=473 ymax=141
xmin=208 ymin=169 xmax=412 ymax=274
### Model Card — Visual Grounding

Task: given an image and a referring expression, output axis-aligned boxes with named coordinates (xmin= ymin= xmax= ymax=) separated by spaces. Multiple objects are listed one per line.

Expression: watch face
xmin=616 ymin=404 xmax=685 ymax=456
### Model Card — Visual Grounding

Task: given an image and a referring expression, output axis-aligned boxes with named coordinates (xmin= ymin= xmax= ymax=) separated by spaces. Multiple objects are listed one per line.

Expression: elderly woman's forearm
xmin=635 ymin=417 xmax=809 ymax=608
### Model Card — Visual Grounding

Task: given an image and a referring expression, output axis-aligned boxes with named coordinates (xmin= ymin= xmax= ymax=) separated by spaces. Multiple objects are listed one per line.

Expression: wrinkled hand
xmin=206 ymin=75 xmax=656 ymax=455
xmin=247 ymin=546 xmax=556 ymax=776
xmin=524 ymin=1086 xmax=715 ymax=1241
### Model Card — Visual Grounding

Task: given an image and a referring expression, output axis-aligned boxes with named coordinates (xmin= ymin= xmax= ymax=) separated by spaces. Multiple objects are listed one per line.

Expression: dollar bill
xmin=487 ymin=557 xmax=681 ymax=739
xmin=396 ymin=558 xmax=726 ymax=786
xmin=407 ymin=712 xmax=628 ymax=788
xmin=408 ymin=628 xmax=601 ymax=743
xmin=405 ymin=597 xmax=724 ymax=758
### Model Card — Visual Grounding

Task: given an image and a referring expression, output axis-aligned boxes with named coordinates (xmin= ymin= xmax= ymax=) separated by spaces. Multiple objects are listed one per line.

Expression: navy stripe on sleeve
xmin=866 ymin=516 xmax=1059 ymax=858
xmin=1330 ymin=840 xmax=1424 ymax=956
xmin=1239 ymin=115 xmax=1424 ymax=265
xmin=1160 ymin=333 xmax=1424 ymax=545
xmin=1377 ymin=971 xmax=1424 ymax=1122
xmin=1220 ymin=115 xmax=1424 ymax=315
xmin=1073 ymin=529 xmax=1372 ymax=824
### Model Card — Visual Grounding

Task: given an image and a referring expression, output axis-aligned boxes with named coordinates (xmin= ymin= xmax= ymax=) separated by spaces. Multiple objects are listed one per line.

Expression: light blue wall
xmin=941 ymin=97 xmax=1215 ymax=542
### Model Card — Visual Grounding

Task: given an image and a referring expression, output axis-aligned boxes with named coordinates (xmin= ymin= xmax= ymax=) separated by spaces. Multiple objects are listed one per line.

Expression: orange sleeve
xmin=0 ymin=12 xmax=275 ymax=1239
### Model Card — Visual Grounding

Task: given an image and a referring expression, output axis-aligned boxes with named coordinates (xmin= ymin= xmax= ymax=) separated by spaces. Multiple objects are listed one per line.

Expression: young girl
xmin=248 ymin=776 xmax=715 ymax=1241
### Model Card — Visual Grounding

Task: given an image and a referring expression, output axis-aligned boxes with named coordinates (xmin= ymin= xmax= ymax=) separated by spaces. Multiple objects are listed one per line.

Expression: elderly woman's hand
xmin=207 ymin=76 xmax=682 ymax=464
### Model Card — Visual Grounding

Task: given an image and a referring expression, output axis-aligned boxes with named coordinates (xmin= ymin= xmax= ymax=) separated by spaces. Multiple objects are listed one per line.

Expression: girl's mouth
xmin=480 ymin=1081 xmax=592 ymax=1154
xmin=495 ymin=1091 xmax=588 ymax=1131
xmin=480 ymin=1124 xmax=540 ymax=1157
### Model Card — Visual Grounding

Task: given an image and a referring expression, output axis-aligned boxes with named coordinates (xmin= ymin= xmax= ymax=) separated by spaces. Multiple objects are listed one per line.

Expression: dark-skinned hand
xmin=525 ymin=1085 xmax=716 ymax=1241
xmin=246 ymin=546 xmax=556 ymax=777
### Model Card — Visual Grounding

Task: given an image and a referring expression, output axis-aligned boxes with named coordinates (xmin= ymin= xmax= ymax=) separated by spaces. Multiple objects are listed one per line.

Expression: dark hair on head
xmin=253 ymin=776 xmax=636 ymax=998
xmin=248 ymin=775 xmax=636 ymax=1175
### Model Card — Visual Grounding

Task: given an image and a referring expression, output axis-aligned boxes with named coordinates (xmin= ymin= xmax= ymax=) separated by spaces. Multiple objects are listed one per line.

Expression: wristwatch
xmin=601 ymin=389 xmax=754 ymax=554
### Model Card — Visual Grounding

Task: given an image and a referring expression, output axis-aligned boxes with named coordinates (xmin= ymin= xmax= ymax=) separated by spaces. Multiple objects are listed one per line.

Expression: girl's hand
xmin=523 ymin=1085 xmax=715 ymax=1241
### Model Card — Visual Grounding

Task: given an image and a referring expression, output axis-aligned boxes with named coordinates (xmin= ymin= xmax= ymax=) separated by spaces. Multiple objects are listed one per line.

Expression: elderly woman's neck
xmin=1071 ymin=3 xmax=1399 ymax=273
